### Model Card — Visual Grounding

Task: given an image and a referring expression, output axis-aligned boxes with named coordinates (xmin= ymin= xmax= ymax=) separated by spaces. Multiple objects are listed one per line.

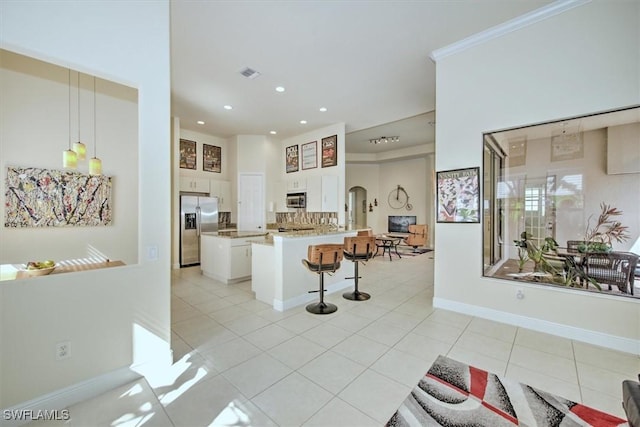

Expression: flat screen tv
xmin=388 ymin=215 xmax=416 ymax=233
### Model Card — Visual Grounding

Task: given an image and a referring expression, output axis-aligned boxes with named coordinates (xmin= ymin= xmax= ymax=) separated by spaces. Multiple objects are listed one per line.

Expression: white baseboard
xmin=0 ymin=367 xmax=141 ymax=427
xmin=433 ymin=297 xmax=639 ymax=355
xmin=274 ymin=279 xmax=352 ymax=312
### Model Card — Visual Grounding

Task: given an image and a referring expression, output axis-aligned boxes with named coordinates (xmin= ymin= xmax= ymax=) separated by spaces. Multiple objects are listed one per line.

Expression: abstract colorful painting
xmin=5 ymin=167 xmax=112 ymax=227
xmin=436 ymin=167 xmax=480 ymax=223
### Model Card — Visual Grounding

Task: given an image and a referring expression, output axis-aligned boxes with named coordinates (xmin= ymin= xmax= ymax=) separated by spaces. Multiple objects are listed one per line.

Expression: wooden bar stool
xmin=302 ymin=244 xmax=343 ymax=314
xmin=343 ymin=236 xmax=375 ymax=301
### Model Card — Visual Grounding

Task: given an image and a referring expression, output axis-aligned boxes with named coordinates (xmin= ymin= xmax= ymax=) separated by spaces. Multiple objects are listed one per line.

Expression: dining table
xmin=374 ymin=234 xmax=402 ymax=261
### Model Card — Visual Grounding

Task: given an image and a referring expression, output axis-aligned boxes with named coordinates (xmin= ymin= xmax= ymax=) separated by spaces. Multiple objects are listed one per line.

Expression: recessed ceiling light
xmin=223 ymin=105 xmax=233 ymax=110
xmin=275 ymin=86 xmax=285 ymax=93
xmin=197 ymin=120 xmax=205 ymax=125
xmin=300 ymin=120 xmax=307 ymax=124
xmin=270 ymin=131 xmax=277 ymax=135
xmin=319 ymin=107 xmax=327 ymax=112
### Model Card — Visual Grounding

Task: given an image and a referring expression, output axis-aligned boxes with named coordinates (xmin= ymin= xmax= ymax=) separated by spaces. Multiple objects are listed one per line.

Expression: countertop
xmin=202 ymin=231 xmax=268 ymax=239
xmin=248 ymin=228 xmax=364 ymax=247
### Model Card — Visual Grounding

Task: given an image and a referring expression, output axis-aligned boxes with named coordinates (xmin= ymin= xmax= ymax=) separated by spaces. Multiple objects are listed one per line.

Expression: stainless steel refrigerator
xmin=180 ymin=195 xmax=218 ymax=266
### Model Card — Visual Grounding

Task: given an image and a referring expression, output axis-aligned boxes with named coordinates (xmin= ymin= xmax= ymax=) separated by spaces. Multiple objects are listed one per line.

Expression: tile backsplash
xmin=275 ymin=211 xmax=337 ymax=225
xmin=219 ymin=212 xmax=231 ymax=226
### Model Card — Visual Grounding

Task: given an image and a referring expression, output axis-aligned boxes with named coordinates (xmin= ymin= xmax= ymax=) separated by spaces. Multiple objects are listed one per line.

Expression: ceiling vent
xmin=240 ymin=67 xmax=261 ymax=79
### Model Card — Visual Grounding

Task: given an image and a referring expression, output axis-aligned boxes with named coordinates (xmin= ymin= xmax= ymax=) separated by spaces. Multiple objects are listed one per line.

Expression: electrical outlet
xmin=56 ymin=341 xmax=71 ymax=360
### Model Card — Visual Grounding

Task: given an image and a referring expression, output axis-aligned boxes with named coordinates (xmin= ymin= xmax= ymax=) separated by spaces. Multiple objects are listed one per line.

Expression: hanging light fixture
xmin=89 ymin=76 xmax=102 ymax=175
xmin=72 ymin=71 xmax=86 ymax=161
xmin=63 ymin=69 xmax=78 ymax=169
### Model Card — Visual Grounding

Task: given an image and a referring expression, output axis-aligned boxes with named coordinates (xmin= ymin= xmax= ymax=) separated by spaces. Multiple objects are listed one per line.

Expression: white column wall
xmin=433 ymin=1 xmax=639 ymax=352
xmin=0 ymin=1 xmax=171 ymax=407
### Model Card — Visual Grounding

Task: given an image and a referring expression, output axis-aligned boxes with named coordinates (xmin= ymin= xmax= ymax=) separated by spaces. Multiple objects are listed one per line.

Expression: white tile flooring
xmin=33 ymin=251 xmax=638 ymax=426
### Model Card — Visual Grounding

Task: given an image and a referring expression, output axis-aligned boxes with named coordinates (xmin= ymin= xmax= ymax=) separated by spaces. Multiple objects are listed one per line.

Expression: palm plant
xmin=580 ymin=203 xmax=630 ymax=252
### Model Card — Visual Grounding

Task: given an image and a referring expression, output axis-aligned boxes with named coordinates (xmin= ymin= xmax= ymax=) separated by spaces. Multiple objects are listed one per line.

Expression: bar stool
xmin=302 ymin=244 xmax=343 ymax=314
xmin=343 ymin=236 xmax=375 ymax=301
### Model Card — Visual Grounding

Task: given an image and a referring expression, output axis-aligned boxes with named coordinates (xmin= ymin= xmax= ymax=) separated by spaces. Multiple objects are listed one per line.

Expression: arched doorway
xmin=348 ymin=186 xmax=367 ymax=229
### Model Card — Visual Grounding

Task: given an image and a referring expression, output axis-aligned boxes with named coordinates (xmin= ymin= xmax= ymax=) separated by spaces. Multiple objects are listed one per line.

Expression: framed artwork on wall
xmin=286 ymin=144 xmax=299 ymax=173
xmin=5 ymin=166 xmax=112 ymax=227
xmin=301 ymin=141 xmax=317 ymax=170
xmin=321 ymin=135 xmax=337 ymax=168
xmin=436 ymin=167 xmax=480 ymax=223
xmin=179 ymin=139 xmax=197 ymax=170
xmin=203 ymin=144 xmax=221 ymax=173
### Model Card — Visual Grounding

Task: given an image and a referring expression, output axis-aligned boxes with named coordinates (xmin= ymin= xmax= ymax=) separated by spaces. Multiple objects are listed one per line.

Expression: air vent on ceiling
xmin=240 ymin=67 xmax=261 ymax=79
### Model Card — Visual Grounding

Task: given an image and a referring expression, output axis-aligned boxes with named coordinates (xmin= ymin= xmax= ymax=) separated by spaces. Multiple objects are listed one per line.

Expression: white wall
xmin=0 ymin=50 xmax=139 ymax=265
xmin=178 ymin=128 xmax=231 ymax=181
xmin=433 ymin=1 xmax=640 ymax=352
xmin=0 ymin=0 xmax=171 ymax=408
xmin=346 ymin=163 xmax=381 ymax=231
xmin=346 ymin=155 xmax=435 ymax=243
xmin=281 ymin=123 xmax=346 ymax=225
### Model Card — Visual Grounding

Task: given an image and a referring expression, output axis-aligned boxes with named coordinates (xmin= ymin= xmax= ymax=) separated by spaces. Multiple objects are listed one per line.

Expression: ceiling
xmin=170 ymin=0 xmax=552 ymax=154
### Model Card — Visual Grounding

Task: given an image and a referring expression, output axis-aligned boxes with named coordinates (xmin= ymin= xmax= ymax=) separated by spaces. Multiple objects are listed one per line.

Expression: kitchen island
xmin=201 ymin=231 xmax=267 ymax=284
xmin=251 ymin=229 xmax=358 ymax=311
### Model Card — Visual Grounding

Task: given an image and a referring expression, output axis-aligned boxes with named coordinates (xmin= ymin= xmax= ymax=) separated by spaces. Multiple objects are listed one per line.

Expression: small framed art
xmin=203 ymin=144 xmax=221 ymax=173
xmin=286 ymin=144 xmax=299 ymax=173
xmin=179 ymin=139 xmax=196 ymax=170
xmin=301 ymin=141 xmax=317 ymax=170
xmin=321 ymin=135 xmax=337 ymax=168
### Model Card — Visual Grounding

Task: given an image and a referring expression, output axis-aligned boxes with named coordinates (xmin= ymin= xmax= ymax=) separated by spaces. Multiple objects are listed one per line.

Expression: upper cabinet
xmin=179 ymin=176 xmax=210 ymax=194
xmin=321 ymin=175 xmax=339 ymax=212
xmin=286 ymin=178 xmax=306 ymax=192
xmin=305 ymin=175 xmax=338 ymax=212
xmin=210 ymin=179 xmax=231 ymax=211
xmin=305 ymin=176 xmax=322 ymax=211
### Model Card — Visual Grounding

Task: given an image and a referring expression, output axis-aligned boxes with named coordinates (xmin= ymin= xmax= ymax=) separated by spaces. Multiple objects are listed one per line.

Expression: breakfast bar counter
xmin=251 ymin=229 xmax=358 ymax=311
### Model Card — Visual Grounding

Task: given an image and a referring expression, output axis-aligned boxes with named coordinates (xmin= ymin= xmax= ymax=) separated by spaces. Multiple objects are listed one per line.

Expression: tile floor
xmin=33 ymin=251 xmax=638 ymax=426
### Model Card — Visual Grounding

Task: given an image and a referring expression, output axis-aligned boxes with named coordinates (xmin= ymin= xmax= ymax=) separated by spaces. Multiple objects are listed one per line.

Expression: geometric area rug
xmin=386 ymin=355 xmax=629 ymax=427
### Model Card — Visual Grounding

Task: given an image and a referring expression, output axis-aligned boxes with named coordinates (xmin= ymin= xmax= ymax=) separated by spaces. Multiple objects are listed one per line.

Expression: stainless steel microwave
xmin=286 ymin=192 xmax=306 ymax=208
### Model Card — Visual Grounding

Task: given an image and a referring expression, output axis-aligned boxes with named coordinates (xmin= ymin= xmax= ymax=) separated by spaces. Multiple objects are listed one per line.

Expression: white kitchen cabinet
xmin=230 ymin=245 xmax=252 ymax=279
xmin=304 ymin=176 xmax=322 ymax=211
xmin=321 ymin=175 xmax=339 ymax=212
xmin=286 ymin=178 xmax=306 ymax=192
xmin=210 ymin=179 xmax=231 ymax=211
xmin=180 ymin=176 xmax=210 ymax=193
xmin=201 ymin=234 xmax=253 ymax=284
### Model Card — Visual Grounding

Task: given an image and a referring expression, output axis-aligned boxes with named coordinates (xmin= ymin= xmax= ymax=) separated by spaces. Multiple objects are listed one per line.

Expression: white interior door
xmin=238 ymin=173 xmax=265 ymax=231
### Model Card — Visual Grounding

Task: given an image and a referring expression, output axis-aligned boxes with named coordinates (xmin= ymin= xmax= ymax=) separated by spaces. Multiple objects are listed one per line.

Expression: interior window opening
xmin=482 ymin=106 xmax=640 ymax=300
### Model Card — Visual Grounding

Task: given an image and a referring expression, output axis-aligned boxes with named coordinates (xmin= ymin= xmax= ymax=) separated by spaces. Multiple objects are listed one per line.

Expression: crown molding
xmin=429 ymin=0 xmax=591 ymax=62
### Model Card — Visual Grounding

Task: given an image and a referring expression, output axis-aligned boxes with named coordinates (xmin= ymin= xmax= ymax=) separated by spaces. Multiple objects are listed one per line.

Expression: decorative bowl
xmin=22 ymin=265 xmax=56 ymax=276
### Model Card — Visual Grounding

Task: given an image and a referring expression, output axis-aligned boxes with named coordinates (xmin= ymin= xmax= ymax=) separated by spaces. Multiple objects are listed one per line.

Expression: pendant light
xmin=89 ymin=76 xmax=102 ymax=176
xmin=63 ymin=69 xmax=78 ymax=169
xmin=72 ymin=71 xmax=86 ymax=161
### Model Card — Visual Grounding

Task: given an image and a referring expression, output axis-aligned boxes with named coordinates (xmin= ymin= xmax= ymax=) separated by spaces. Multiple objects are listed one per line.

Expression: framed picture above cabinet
xmin=302 ymin=141 xmax=317 ymax=170
xmin=180 ymin=139 xmax=197 ymax=170
xmin=203 ymin=144 xmax=221 ymax=173
xmin=321 ymin=135 xmax=337 ymax=168
xmin=286 ymin=144 xmax=299 ymax=173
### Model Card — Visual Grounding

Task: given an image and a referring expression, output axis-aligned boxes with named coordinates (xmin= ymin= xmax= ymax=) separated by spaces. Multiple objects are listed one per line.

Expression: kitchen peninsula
xmin=201 ymin=231 xmax=267 ymax=284
xmin=251 ymin=228 xmax=358 ymax=311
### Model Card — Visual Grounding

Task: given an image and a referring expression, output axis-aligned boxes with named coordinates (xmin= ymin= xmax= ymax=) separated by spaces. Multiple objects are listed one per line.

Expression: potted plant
xmin=516 ymin=232 xmax=562 ymax=274
xmin=578 ymin=203 xmax=630 ymax=253
xmin=513 ymin=232 xmax=529 ymax=272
